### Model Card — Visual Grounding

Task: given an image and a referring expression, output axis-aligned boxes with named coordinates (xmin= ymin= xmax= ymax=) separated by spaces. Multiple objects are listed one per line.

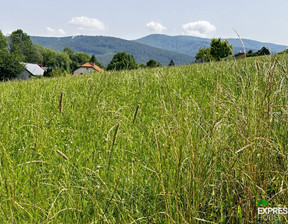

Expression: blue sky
xmin=1 ymin=0 xmax=287 ymax=45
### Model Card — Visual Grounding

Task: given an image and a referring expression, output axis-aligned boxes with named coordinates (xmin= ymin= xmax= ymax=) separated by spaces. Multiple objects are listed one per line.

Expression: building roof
xmin=80 ymin=62 xmax=104 ymax=72
xmin=21 ymin=63 xmax=44 ymax=76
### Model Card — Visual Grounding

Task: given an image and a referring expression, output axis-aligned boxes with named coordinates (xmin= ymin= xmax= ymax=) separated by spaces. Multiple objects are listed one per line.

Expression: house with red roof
xmin=72 ymin=62 xmax=104 ymax=75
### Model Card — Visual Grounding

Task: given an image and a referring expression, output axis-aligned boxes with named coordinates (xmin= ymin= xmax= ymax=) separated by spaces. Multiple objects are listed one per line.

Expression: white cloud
xmin=46 ymin=26 xmax=55 ymax=33
xmin=57 ymin=29 xmax=66 ymax=36
xmin=146 ymin=21 xmax=166 ymax=33
xmin=46 ymin=27 xmax=66 ymax=36
xmin=69 ymin=16 xmax=105 ymax=30
xmin=182 ymin=21 xmax=216 ymax=37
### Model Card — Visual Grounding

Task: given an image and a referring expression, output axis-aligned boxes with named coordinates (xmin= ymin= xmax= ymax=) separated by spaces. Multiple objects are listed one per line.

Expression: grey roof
xmin=21 ymin=63 xmax=44 ymax=76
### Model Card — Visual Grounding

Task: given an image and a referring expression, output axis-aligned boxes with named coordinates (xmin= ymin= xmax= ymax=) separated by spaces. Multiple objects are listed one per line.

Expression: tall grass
xmin=0 ymin=54 xmax=288 ymax=223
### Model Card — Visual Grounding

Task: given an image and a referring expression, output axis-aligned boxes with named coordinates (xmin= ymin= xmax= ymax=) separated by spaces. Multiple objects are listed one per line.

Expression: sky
xmin=1 ymin=0 xmax=288 ymax=45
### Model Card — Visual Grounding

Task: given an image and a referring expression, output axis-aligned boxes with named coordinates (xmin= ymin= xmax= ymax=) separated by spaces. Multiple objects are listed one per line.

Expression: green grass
xmin=0 ymin=54 xmax=288 ymax=223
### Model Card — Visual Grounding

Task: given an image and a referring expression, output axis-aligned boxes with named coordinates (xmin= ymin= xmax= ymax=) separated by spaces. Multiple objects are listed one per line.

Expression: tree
xmin=0 ymin=49 xmax=24 ymax=81
xmin=90 ymin=54 xmax=104 ymax=68
xmin=168 ymin=59 xmax=175 ymax=66
xmin=107 ymin=52 xmax=138 ymax=71
xmin=8 ymin=29 xmax=30 ymax=54
xmin=40 ymin=47 xmax=57 ymax=67
xmin=49 ymin=67 xmax=67 ymax=77
xmin=40 ymin=47 xmax=72 ymax=74
xmin=0 ymin=30 xmax=24 ymax=81
xmin=246 ymin=47 xmax=271 ymax=58
xmin=63 ymin=46 xmax=74 ymax=58
xmin=8 ymin=29 xmax=42 ymax=64
xmin=63 ymin=47 xmax=98 ymax=71
xmin=30 ymin=44 xmax=43 ymax=64
xmin=247 ymin=50 xmax=253 ymax=54
xmin=195 ymin=47 xmax=213 ymax=62
xmin=210 ymin=38 xmax=233 ymax=61
xmin=72 ymin=52 xmax=90 ymax=68
xmin=256 ymin=47 xmax=270 ymax=56
xmin=0 ymin=30 xmax=7 ymax=50
xmin=90 ymin=55 xmax=97 ymax=64
xmin=55 ymin=51 xmax=72 ymax=72
xmin=146 ymin=59 xmax=161 ymax=68
xmin=246 ymin=50 xmax=253 ymax=57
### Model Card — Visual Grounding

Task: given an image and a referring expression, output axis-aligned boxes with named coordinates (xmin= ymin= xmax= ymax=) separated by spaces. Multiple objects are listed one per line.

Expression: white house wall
xmin=73 ymin=67 xmax=95 ymax=74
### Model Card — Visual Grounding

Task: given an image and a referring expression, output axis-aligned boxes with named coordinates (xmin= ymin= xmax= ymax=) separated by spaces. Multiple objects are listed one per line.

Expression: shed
xmin=16 ymin=63 xmax=44 ymax=80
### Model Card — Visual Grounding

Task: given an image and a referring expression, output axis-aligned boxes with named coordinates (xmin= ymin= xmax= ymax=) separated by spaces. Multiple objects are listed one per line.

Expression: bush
xmin=47 ymin=67 xmax=67 ymax=77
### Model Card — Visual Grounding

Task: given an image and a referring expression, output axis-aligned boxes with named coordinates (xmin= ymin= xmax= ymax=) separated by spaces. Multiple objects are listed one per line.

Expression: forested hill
xmin=31 ymin=34 xmax=287 ymax=66
xmin=31 ymin=35 xmax=194 ymax=66
xmin=135 ymin=34 xmax=288 ymax=57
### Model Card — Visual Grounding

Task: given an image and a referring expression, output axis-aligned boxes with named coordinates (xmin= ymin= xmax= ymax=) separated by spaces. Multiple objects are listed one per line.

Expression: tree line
xmin=1 ymin=29 xmax=272 ymax=81
xmin=0 ymin=29 xmax=166 ymax=81
xmin=0 ymin=29 xmax=103 ymax=80
xmin=195 ymin=38 xmax=271 ymax=62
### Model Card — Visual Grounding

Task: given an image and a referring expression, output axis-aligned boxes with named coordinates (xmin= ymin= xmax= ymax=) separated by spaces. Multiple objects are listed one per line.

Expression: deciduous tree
xmin=0 ymin=30 xmax=7 ymax=50
xmin=195 ymin=47 xmax=213 ymax=62
xmin=210 ymin=38 xmax=233 ymax=61
xmin=8 ymin=29 xmax=43 ymax=64
xmin=0 ymin=30 xmax=24 ymax=80
xmin=107 ymin=52 xmax=138 ymax=71
xmin=0 ymin=49 xmax=24 ymax=80
xmin=195 ymin=38 xmax=233 ymax=62
xmin=146 ymin=59 xmax=161 ymax=68
xmin=40 ymin=47 xmax=72 ymax=74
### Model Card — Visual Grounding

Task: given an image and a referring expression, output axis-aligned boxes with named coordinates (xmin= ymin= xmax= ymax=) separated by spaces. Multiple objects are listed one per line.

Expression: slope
xmin=1 ymin=55 xmax=288 ymax=223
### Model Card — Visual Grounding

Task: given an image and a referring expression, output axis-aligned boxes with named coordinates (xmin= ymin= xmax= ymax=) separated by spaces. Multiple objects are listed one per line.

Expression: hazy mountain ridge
xmin=31 ymin=35 xmax=194 ymax=66
xmin=31 ymin=34 xmax=288 ymax=66
xmin=135 ymin=34 xmax=288 ymax=57
xmin=135 ymin=35 xmax=211 ymax=57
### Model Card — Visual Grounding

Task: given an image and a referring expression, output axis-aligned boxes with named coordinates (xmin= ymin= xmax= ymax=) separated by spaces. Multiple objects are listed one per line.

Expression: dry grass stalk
xmin=59 ymin=92 xmax=64 ymax=113
xmin=133 ymin=105 xmax=139 ymax=124
xmin=233 ymin=28 xmax=246 ymax=55
xmin=56 ymin=150 xmax=68 ymax=160
xmin=112 ymin=124 xmax=120 ymax=146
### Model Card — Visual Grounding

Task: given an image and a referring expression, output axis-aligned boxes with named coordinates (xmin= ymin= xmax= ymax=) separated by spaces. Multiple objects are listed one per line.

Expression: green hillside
xmin=1 ymin=55 xmax=288 ymax=223
xmin=31 ymin=35 xmax=194 ymax=66
xmin=135 ymin=34 xmax=288 ymax=57
xmin=31 ymin=35 xmax=287 ymax=67
xmin=135 ymin=34 xmax=211 ymax=57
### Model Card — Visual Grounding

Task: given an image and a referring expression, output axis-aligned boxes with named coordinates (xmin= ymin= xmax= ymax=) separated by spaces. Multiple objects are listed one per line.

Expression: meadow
xmin=0 ymin=54 xmax=288 ymax=223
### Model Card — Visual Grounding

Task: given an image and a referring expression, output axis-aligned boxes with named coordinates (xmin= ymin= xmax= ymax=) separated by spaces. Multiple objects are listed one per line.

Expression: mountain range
xmin=135 ymin=34 xmax=288 ymax=57
xmin=31 ymin=34 xmax=287 ymax=66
